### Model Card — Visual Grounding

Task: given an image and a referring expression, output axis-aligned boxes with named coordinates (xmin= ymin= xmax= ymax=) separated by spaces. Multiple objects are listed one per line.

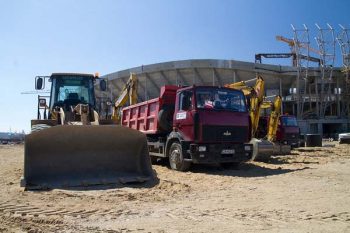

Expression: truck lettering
xmin=176 ymin=112 xmax=186 ymax=120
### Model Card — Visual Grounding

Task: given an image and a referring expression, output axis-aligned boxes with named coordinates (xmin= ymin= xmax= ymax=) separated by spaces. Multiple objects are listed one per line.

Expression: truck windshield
xmin=50 ymin=75 xmax=95 ymax=108
xmin=196 ymin=88 xmax=247 ymax=112
xmin=281 ymin=116 xmax=298 ymax=126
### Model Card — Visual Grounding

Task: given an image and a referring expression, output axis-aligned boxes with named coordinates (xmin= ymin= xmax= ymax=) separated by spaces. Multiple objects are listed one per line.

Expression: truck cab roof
xmin=51 ymin=73 xmax=95 ymax=78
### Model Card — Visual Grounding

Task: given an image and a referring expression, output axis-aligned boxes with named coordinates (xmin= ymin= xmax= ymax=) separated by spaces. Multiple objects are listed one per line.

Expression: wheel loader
xmin=21 ymin=73 xmax=154 ymax=190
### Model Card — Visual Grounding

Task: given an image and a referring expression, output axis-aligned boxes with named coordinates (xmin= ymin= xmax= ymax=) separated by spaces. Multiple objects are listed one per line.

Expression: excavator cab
xmin=22 ymin=73 xmax=154 ymax=190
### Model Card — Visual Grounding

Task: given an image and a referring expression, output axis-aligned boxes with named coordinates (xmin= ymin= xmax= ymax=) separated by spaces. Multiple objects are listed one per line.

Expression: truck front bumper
xmin=283 ymin=139 xmax=299 ymax=148
xmin=187 ymin=143 xmax=252 ymax=164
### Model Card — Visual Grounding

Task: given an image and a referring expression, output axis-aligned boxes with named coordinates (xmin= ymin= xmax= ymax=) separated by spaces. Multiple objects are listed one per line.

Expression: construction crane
xmin=276 ymin=35 xmax=321 ymax=55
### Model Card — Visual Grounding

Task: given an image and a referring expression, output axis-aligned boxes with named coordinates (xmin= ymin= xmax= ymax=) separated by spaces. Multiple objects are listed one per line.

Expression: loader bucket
xmin=21 ymin=125 xmax=154 ymax=190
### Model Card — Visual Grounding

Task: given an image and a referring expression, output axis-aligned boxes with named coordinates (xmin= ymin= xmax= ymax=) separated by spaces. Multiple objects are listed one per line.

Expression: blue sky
xmin=0 ymin=0 xmax=349 ymax=132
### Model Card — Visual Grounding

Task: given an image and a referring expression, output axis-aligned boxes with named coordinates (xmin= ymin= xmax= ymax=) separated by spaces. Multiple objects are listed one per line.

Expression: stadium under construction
xmin=97 ymin=24 xmax=350 ymax=138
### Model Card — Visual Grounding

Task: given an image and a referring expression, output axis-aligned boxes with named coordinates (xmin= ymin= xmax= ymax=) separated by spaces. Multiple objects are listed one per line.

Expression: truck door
xmin=174 ymin=89 xmax=194 ymax=141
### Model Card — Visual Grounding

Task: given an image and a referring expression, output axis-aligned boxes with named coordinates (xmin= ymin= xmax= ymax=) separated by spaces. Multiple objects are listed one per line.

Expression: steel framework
xmin=336 ymin=24 xmax=350 ymax=117
xmin=315 ymin=23 xmax=336 ymax=118
xmin=291 ymin=24 xmax=310 ymax=119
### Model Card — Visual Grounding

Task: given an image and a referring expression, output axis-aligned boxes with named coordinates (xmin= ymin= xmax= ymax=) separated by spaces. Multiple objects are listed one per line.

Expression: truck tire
xmin=158 ymin=107 xmax=172 ymax=132
xmin=31 ymin=124 xmax=51 ymax=133
xmin=169 ymin=142 xmax=191 ymax=171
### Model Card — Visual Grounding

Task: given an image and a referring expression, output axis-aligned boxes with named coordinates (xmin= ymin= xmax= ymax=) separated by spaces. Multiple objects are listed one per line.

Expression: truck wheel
xmin=158 ymin=107 xmax=172 ymax=132
xmin=169 ymin=142 xmax=191 ymax=171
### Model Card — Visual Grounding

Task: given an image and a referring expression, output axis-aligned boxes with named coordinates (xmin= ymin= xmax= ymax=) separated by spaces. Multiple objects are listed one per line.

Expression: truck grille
xmin=202 ymin=125 xmax=249 ymax=142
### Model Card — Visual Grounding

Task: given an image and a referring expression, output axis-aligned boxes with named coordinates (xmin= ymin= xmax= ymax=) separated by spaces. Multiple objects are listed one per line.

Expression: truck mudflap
xmin=21 ymin=125 xmax=155 ymax=190
xmin=188 ymin=143 xmax=253 ymax=164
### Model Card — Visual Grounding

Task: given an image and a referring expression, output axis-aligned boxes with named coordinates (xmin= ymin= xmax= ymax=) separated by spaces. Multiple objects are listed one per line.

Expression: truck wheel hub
xmin=170 ymin=149 xmax=181 ymax=165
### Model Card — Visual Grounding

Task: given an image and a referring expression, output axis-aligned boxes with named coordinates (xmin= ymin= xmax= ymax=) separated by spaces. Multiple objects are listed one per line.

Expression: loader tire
xmin=169 ymin=142 xmax=191 ymax=171
xmin=31 ymin=124 xmax=51 ymax=133
xmin=158 ymin=107 xmax=172 ymax=132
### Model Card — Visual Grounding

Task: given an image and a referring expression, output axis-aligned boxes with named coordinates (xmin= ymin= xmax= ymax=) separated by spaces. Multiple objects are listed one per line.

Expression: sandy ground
xmin=0 ymin=143 xmax=350 ymax=233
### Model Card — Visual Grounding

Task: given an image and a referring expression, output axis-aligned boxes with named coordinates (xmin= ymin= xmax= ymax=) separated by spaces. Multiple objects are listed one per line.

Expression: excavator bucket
xmin=21 ymin=125 xmax=154 ymax=190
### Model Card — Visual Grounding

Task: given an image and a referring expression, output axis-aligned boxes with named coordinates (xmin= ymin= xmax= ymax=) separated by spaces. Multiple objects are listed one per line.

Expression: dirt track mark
xmin=158 ymin=205 xmax=350 ymax=226
xmin=0 ymin=201 xmax=126 ymax=219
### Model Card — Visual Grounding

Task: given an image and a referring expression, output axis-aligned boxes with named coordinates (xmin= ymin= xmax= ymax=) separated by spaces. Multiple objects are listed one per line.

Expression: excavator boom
xmin=261 ymin=96 xmax=282 ymax=142
xmin=112 ymin=73 xmax=138 ymax=121
xmin=225 ymin=75 xmax=290 ymax=161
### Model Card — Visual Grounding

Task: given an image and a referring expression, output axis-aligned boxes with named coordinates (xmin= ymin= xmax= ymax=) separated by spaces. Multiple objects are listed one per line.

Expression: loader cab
xmin=48 ymin=73 xmax=96 ymax=111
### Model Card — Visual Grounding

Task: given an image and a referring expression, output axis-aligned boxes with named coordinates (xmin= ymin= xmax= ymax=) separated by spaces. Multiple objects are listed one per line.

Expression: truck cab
xmin=171 ymin=86 xmax=252 ymax=166
xmin=276 ymin=115 xmax=300 ymax=147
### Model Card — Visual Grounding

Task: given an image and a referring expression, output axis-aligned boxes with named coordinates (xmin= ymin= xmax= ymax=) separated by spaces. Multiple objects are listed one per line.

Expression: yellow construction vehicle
xmin=225 ymin=75 xmax=291 ymax=161
xmin=276 ymin=35 xmax=321 ymax=55
xmin=225 ymin=75 xmax=265 ymax=137
xmin=21 ymin=73 xmax=154 ymax=190
xmin=261 ymin=96 xmax=282 ymax=142
xmin=259 ymin=97 xmax=300 ymax=149
xmin=112 ymin=73 xmax=138 ymax=122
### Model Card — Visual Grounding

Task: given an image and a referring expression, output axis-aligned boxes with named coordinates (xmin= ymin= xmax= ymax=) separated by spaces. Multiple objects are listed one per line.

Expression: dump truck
xmin=257 ymin=115 xmax=300 ymax=148
xmin=121 ymin=85 xmax=253 ymax=171
xmin=21 ymin=73 xmax=154 ymax=190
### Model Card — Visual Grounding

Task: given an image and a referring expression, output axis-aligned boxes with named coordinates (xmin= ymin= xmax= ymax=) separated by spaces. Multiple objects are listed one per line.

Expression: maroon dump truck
xmin=122 ymin=85 xmax=253 ymax=171
xmin=276 ymin=115 xmax=300 ymax=147
xmin=257 ymin=115 xmax=300 ymax=148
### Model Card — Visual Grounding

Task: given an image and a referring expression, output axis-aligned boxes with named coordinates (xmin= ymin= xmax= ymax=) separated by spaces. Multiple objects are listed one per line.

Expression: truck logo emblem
xmin=223 ymin=131 xmax=231 ymax=136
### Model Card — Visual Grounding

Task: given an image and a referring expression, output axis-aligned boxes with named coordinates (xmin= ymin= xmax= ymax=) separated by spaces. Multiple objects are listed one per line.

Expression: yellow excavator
xmin=261 ymin=96 xmax=283 ymax=142
xmin=21 ymin=73 xmax=154 ymax=190
xmin=225 ymin=75 xmax=291 ymax=161
xmin=112 ymin=73 xmax=138 ymax=122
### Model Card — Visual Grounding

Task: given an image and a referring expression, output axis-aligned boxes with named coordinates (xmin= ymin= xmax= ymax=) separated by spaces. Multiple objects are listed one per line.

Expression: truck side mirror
xmin=100 ymin=79 xmax=107 ymax=91
xmin=35 ymin=77 xmax=44 ymax=90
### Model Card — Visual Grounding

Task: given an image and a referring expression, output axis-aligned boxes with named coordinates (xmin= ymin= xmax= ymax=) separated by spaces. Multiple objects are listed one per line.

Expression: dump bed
xmin=122 ymin=85 xmax=178 ymax=134
xmin=122 ymin=98 xmax=160 ymax=134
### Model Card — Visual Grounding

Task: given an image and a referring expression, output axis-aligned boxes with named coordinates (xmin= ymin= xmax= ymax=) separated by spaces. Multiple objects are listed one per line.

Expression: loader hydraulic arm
xmin=112 ymin=73 xmax=138 ymax=121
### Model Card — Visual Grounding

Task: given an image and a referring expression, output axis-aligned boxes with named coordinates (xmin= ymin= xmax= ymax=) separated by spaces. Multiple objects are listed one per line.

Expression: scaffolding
xmin=315 ymin=23 xmax=336 ymax=118
xmin=336 ymin=24 xmax=350 ymax=118
xmin=291 ymin=24 xmax=311 ymax=119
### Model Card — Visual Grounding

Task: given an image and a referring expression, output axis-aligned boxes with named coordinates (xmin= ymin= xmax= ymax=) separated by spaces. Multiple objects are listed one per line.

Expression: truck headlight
xmin=198 ymin=146 xmax=206 ymax=152
xmin=244 ymin=145 xmax=252 ymax=151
